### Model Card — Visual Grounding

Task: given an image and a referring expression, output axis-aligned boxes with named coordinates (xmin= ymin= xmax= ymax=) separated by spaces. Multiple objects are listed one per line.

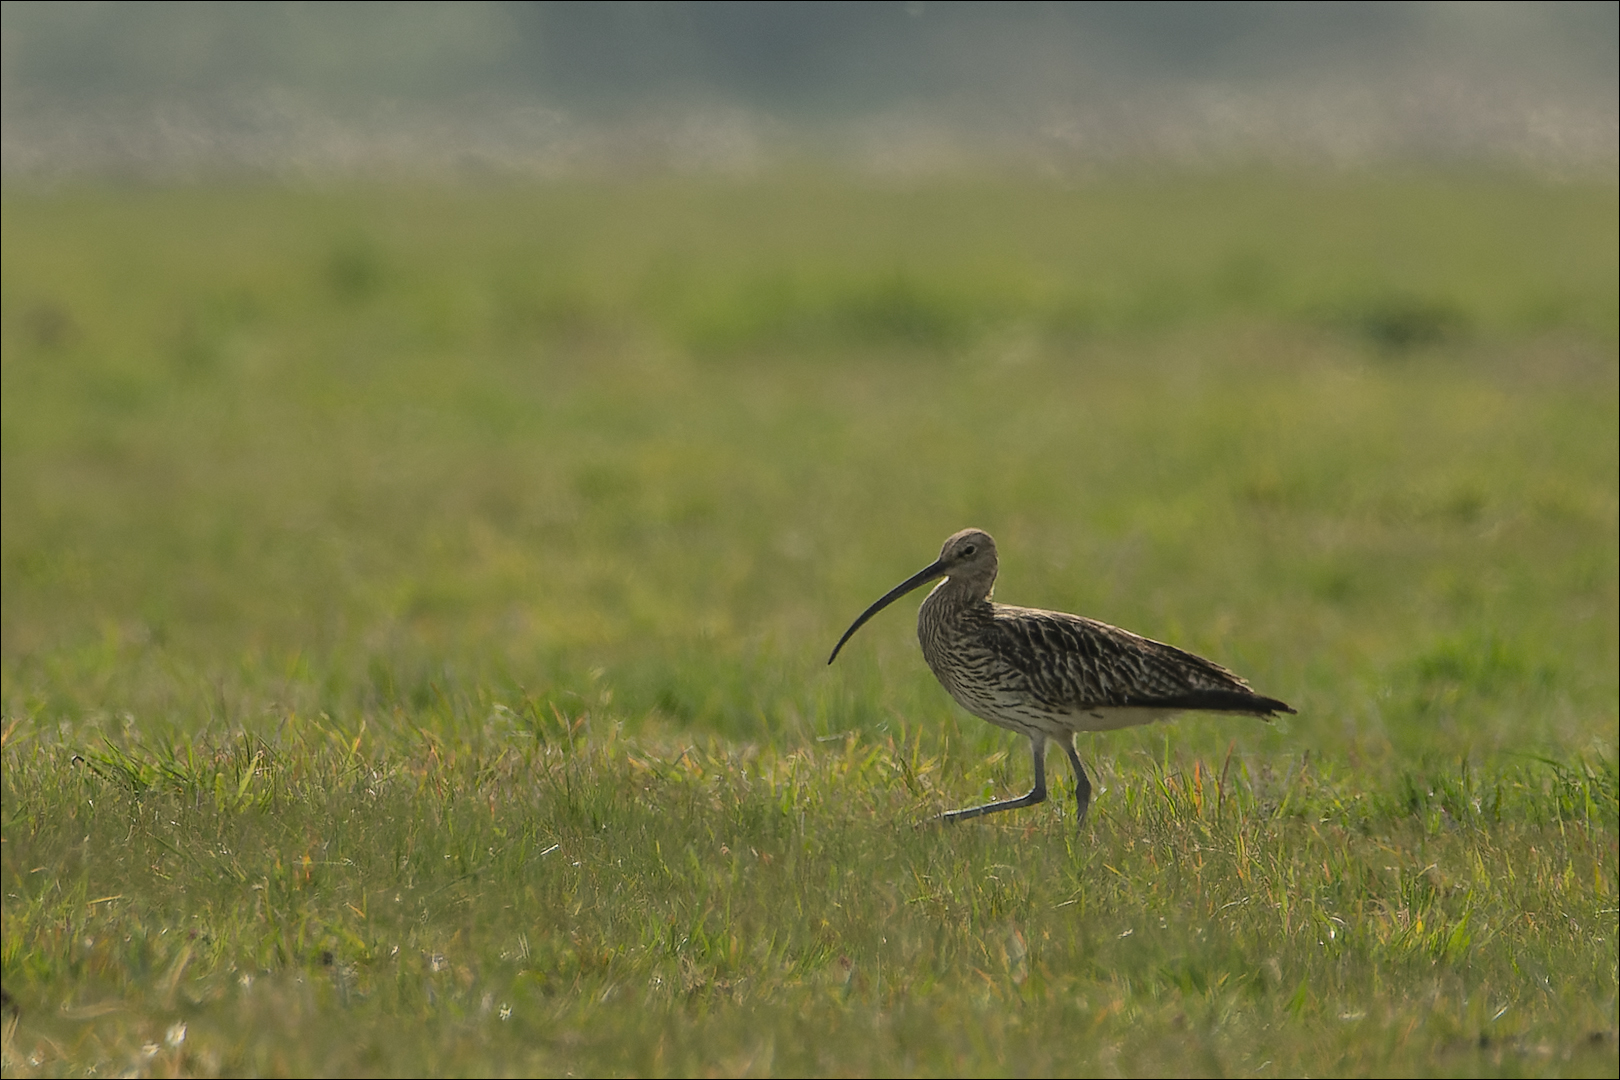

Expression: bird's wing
xmin=988 ymin=606 xmax=1292 ymax=716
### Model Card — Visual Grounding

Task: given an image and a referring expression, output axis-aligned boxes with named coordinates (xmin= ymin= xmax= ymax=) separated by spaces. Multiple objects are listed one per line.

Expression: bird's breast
xmin=917 ymin=593 xmax=1034 ymax=719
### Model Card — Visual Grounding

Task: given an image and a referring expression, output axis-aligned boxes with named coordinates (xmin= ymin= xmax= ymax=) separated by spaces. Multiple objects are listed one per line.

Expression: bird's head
xmin=827 ymin=528 xmax=999 ymax=664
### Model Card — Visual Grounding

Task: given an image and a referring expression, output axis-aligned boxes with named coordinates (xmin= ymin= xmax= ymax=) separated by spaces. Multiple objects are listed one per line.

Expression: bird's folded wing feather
xmin=989 ymin=607 xmax=1293 ymax=716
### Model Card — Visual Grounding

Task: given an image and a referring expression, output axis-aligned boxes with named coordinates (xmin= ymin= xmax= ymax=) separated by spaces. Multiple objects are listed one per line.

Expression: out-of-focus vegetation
xmin=2 ymin=172 xmax=1615 ymax=1076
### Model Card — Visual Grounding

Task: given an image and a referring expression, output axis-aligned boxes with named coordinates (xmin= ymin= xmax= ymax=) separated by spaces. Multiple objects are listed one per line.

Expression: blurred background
xmin=1 ymin=3 xmax=1615 ymax=764
xmin=4 ymin=1 xmax=1617 ymax=177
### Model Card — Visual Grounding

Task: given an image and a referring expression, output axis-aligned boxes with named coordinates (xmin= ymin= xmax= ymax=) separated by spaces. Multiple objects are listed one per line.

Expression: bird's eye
xmin=962 ymin=544 xmax=977 ymax=556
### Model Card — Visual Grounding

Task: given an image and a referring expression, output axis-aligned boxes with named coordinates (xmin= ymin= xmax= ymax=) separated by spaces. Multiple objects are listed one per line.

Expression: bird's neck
xmin=917 ymin=575 xmax=996 ymax=691
xmin=921 ymin=574 xmax=995 ymax=617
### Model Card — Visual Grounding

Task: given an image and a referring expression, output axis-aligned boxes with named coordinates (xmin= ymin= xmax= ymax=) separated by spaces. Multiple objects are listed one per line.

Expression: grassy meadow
xmin=1 ymin=170 xmax=1616 ymax=1076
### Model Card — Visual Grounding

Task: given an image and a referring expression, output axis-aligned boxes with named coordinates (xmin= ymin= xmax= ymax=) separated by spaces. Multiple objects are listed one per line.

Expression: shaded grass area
xmin=2 ymin=171 xmax=1617 ymax=1074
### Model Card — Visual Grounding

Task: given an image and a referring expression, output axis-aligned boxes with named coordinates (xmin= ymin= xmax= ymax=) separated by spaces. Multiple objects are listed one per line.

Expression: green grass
xmin=2 ymin=170 xmax=1617 ymax=1076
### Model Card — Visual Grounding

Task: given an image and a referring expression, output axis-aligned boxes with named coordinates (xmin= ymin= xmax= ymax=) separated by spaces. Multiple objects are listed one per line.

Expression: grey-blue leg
xmin=942 ymin=733 xmax=1048 ymax=823
xmin=1057 ymin=732 xmax=1092 ymax=826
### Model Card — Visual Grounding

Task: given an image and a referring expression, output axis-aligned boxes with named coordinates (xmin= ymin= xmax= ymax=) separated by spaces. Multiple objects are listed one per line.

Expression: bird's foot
xmin=939 ymin=788 xmax=1047 ymax=824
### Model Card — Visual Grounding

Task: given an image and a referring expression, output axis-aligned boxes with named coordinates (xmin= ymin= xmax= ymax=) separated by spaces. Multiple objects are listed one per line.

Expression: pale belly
xmin=945 ymin=682 xmax=1182 ymax=736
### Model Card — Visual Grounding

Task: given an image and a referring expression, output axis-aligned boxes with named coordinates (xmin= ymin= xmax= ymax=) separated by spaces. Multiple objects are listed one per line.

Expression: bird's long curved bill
xmin=827 ymin=560 xmax=947 ymax=664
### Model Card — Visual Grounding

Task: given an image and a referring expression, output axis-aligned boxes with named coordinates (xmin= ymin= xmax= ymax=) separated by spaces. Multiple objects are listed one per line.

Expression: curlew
xmin=828 ymin=528 xmax=1294 ymax=826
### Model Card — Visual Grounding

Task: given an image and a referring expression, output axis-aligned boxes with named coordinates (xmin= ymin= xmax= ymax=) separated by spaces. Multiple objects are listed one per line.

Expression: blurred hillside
xmin=3 ymin=1 xmax=1616 ymax=178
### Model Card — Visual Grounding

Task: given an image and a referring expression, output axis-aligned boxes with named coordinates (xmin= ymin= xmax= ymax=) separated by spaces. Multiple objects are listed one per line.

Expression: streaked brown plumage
xmin=828 ymin=528 xmax=1294 ymax=826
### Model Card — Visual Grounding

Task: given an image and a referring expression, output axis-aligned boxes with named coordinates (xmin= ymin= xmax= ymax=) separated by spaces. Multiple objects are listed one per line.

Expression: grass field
xmin=2 ymin=170 xmax=1616 ymax=1076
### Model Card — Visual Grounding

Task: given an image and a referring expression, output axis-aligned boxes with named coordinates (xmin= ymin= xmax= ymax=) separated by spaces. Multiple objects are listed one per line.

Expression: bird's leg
xmin=1057 ymin=731 xmax=1093 ymax=826
xmin=942 ymin=733 xmax=1048 ymax=823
